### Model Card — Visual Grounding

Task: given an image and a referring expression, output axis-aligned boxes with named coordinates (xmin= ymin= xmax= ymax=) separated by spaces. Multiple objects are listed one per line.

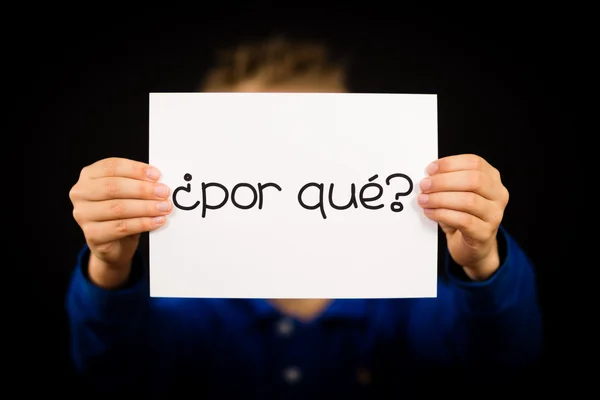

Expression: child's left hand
xmin=418 ymin=154 xmax=510 ymax=280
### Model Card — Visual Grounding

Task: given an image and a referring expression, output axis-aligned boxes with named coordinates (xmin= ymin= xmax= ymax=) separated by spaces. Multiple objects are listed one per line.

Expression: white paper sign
xmin=149 ymin=93 xmax=438 ymax=299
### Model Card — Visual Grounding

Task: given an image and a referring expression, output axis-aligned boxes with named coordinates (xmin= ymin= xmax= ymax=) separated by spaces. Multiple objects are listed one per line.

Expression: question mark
xmin=385 ymin=173 xmax=413 ymax=212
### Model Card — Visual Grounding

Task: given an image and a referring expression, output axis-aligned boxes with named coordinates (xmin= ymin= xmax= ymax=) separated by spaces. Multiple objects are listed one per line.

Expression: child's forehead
xmin=230 ymin=78 xmax=347 ymax=93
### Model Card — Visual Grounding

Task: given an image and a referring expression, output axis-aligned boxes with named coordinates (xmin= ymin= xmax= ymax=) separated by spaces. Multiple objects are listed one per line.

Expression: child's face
xmin=204 ymin=75 xmax=345 ymax=321
xmin=225 ymin=77 xmax=344 ymax=320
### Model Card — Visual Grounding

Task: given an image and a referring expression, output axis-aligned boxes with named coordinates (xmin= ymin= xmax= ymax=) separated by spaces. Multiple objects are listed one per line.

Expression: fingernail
xmin=155 ymin=185 xmax=169 ymax=198
xmin=420 ymin=178 xmax=431 ymax=190
xmin=418 ymin=194 xmax=429 ymax=204
xmin=426 ymin=162 xmax=438 ymax=175
xmin=153 ymin=216 xmax=166 ymax=225
xmin=157 ymin=201 xmax=170 ymax=212
xmin=146 ymin=167 xmax=160 ymax=180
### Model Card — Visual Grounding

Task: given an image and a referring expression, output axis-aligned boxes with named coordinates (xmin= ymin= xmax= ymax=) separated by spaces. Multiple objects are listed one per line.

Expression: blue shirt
xmin=66 ymin=227 xmax=542 ymax=398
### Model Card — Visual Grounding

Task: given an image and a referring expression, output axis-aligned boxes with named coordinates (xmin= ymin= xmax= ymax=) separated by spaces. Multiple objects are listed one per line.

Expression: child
xmin=66 ymin=36 xmax=541 ymax=398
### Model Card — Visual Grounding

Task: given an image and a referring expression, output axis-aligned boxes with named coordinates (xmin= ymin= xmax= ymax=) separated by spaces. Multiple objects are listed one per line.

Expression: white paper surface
xmin=149 ymin=93 xmax=438 ymax=298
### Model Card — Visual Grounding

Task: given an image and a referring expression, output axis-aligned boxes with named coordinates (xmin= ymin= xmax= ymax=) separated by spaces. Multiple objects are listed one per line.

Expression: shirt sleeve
xmin=444 ymin=226 xmax=543 ymax=367
xmin=66 ymin=245 xmax=219 ymax=395
xmin=67 ymin=245 xmax=148 ymax=326
xmin=66 ymin=245 xmax=154 ymax=393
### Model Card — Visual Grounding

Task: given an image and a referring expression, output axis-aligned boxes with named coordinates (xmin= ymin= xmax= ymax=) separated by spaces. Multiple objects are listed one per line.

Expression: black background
xmin=18 ymin=6 xmax=576 ymax=394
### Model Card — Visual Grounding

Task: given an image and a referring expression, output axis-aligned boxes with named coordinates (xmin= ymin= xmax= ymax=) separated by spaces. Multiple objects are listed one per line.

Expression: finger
xmin=75 ymin=199 xmax=172 ymax=222
xmin=83 ymin=216 xmax=167 ymax=245
xmin=82 ymin=157 xmax=161 ymax=181
xmin=420 ymin=170 xmax=500 ymax=200
xmin=418 ymin=192 xmax=497 ymax=222
xmin=423 ymin=208 xmax=492 ymax=242
xmin=80 ymin=177 xmax=170 ymax=201
xmin=427 ymin=154 xmax=500 ymax=180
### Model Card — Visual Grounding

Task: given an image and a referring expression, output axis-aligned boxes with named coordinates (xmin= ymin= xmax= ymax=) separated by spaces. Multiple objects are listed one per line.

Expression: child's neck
xmin=269 ymin=299 xmax=333 ymax=322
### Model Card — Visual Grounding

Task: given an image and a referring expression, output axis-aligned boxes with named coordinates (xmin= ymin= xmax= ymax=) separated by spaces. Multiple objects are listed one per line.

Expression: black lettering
xmin=359 ymin=174 xmax=384 ymax=210
xmin=231 ymin=183 xmax=258 ymax=210
xmin=201 ymin=182 xmax=229 ymax=218
xmin=258 ymin=182 xmax=282 ymax=209
xmin=298 ymin=182 xmax=327 ymax=219
xmin=328 ymin=183 xmax=358 ymax=210
xmin=385 ymin=173 xmax=413 ymax=212
xmin=172 ymin=173 xmax=200 ymax=211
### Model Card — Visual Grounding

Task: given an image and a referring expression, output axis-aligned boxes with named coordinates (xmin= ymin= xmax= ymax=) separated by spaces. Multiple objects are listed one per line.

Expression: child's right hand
xmin=69 ymin=157 xmax=172 ymax=288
